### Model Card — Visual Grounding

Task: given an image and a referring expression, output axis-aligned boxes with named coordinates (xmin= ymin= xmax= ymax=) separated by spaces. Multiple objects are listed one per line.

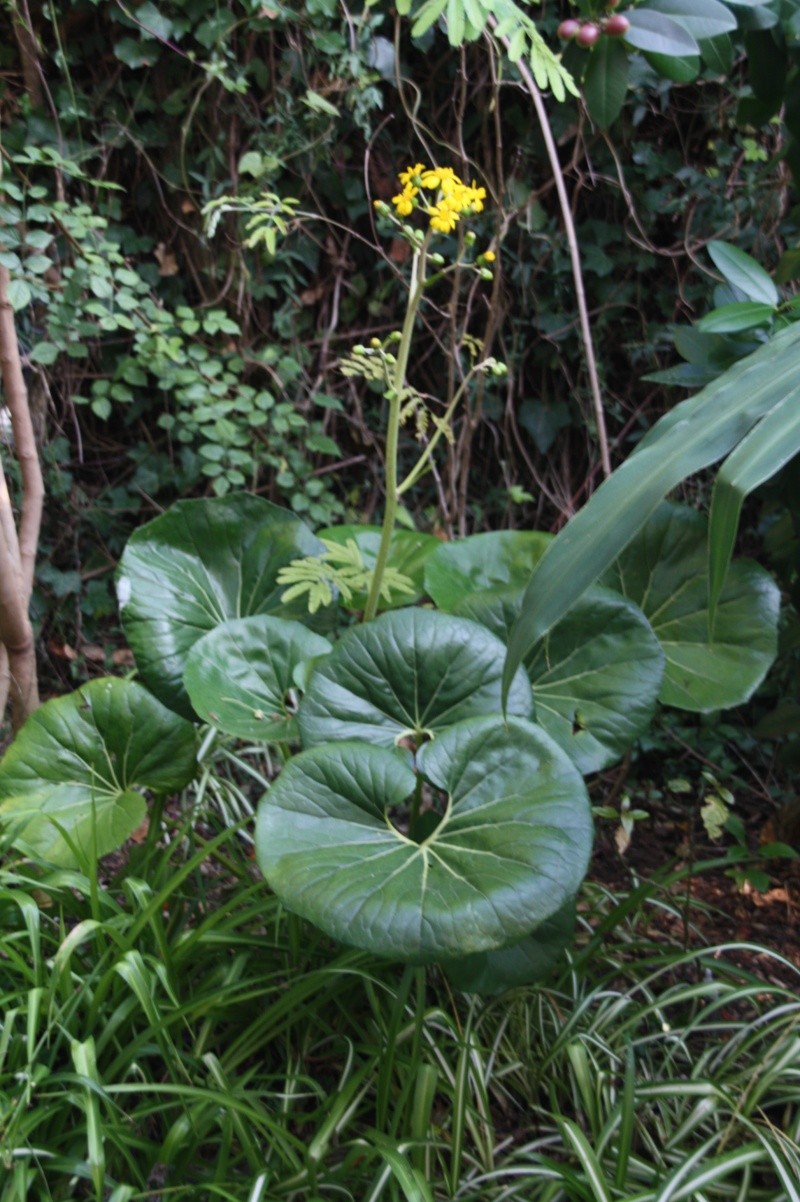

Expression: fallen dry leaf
xmin=129 ymin=818 xmax=150 ymax=844
xmin=155 ymin=243 xmax=179 ymax=276
xmin=48 ymin=640 xmax=77 ymax=661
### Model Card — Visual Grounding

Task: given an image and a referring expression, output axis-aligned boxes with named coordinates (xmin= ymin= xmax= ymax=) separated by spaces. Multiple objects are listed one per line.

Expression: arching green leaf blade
xmin=256 ymin=717 xmax=592 ymax=961
xmin=503 ymin=321 xmax=800 ymax=699
xmin=298 ymin=608 xmax=533 ymax=748
xmin=0 ymin=678 xmax=197 ymax=866
xmin=117 ymin=495 xmax=323 ymax=718
xmin=708 ymin=392 xmax=800 ymax=620
xmin=184 ymin=615 xmax=333 ymax=740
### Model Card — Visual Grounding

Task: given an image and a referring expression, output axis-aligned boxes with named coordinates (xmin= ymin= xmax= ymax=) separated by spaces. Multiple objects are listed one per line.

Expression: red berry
xmin=557 ymin=18 xmax=581 ymax=40
xmin=605 ymin=13 xmax=630 ymax=36
xmin=576 ymin=22 xmax=601 ymax=46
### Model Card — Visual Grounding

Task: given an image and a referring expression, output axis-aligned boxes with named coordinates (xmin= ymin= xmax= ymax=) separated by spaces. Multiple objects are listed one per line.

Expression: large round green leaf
xmin=424 ymin=531 xmax=551 ymax=612
xmin=455 ymin=586 xmax=664 ymax=774
xmin=256 ymin=717 xmax=592 ymax=961
xmin=117 ymin=495 xmax=323 ymax=717
xmin=440 ymin=898 xmax=577 ymax=995
xmin=318 ymin=525 xmax=440 ymax=610
xmin=183 ymin=615 xmax=332 ymax=741
xmin=0 ymin=678 xmax=197 ymax=866
xmin=601 ymin=503 xmax=779 ymax=712
xmin=524 ymin=589 xmax=664 ymax=772
xmin=297 ymin=608 xmax=533 ymax=748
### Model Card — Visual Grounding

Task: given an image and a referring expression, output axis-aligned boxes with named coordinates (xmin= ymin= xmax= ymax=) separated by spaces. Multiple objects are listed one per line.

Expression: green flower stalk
xmin=362 ymin=163 xmax=500 ymax=621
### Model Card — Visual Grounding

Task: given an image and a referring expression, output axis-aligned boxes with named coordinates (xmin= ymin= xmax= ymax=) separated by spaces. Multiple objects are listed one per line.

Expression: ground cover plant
xmin=2 ymin=814 xmax=799 ymax=1200
xmin=2 ymin=1 xmax=800 ymax=1198
xmin=1 ymin=161 xmax=795 ymax=982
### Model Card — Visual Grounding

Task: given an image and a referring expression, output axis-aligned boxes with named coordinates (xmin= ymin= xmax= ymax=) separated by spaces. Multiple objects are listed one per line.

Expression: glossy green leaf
xmin=644 ymin=51 xmax=700 ymax=83
xmin=695 ymin=301 xmax=775 ymax=333
xmin=298 ymin=608 xmax=533 ymax=748
xmin=0 ymin=678 xmax=197 ymax=866
xmin=524 ymin=589 xmax=664 ymax=770
xmin=708 ymin=241 xmax=779 ymax=306
xmin=441 ymin=898 xmax=576 ymax=995
xmin=117 ymin=495 xmax=323 ymax=718
xmin=183 ymin=615 xmax=333 ymax=741
xmin=624 ymin=10 xmax=699 ymax=57
xmin=424 ymin=531 xmax=550 ymax=611
xmin=457 ymin=586 xmax=664 ymax=774
xmin=602 ymin=504 xmax=779 ymax=711
xmin=642 ymin=0 xmax=736 ymax=40
xmin=256 ymin=716 xmax=592 ymax=961
xmin=745 ymin=28 xmax=787 ymax=110
xmin=583 ymin=36 xmax=629 ymax=129
xmin=699 ymin=33 xmax=733 ymax=74
xmin=318 ymin=525 xmax=439 ymax=609
xmin=503 ymin=321 xmax=800 ymax=699
xmin=708 ymin=392 xmax=800 ymax=621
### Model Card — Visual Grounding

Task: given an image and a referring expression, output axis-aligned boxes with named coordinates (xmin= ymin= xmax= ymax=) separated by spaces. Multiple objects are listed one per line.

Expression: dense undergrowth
xmin=0 ymin=0 xmax=794 ymax=673
xmin=2 ymin=793 xmax=799 ymax=1202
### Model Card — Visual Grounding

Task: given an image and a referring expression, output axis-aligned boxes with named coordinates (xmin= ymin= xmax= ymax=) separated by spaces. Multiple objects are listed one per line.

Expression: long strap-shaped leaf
xmin=503 ymin=320 xmax=800 ymax=699
xmin=708 ymin=389 xmax=800 ymax=629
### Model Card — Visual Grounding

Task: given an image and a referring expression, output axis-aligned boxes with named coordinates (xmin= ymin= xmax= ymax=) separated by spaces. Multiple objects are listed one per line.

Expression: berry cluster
xmin=557 ymin=8 xmax=630 ymax=47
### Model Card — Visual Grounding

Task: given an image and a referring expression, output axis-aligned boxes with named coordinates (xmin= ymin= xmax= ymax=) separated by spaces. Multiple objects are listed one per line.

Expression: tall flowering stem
xmin=362 ymin=234 xmax=430 ymax=622
xmin=361 ymin=164 xmax=495 ymax=622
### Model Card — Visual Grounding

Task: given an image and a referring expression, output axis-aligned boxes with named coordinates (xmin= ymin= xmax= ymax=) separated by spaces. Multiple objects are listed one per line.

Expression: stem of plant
xmin=363 ymin=232 xmax=431 ymax=622
xmin=490 ymin=19 xmax=611 ymax=480
xmin=398 ymin=361 xmax=488 ymax=497
xmin=409 ymin=769 xmax=424 ymax=836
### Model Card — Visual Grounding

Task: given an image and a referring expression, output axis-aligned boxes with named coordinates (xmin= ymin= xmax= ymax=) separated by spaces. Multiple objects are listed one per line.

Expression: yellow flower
xmin=428 ymin=200 xmax=460 ymax=233
xmin=392 ymin=190 xmax=415 ymax=217
xmin=390 ymin=164 xmax=487 ymax=234
xmin=483 ymin=250 xmax=496 ymax=262
xmin=398 ymin=163 xmax=425 ymax=186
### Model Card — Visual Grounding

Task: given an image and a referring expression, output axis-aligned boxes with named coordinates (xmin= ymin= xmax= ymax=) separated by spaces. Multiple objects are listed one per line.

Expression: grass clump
xmin=0 ymin=800 xmax=798 ymax=1202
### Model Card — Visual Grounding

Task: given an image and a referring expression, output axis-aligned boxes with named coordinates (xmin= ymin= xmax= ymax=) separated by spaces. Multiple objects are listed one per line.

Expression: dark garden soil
xmin=588 ymin=779 xmax=800 ymax=990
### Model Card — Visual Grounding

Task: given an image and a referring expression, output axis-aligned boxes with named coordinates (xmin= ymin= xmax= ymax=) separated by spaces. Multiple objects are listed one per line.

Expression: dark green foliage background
xmin=0 ymin=0 xmax=794 ymax=671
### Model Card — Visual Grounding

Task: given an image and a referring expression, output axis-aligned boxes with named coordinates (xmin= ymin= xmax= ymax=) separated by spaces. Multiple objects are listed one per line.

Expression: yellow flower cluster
xmin=389 ymin=163 xmax=487 ymax=234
